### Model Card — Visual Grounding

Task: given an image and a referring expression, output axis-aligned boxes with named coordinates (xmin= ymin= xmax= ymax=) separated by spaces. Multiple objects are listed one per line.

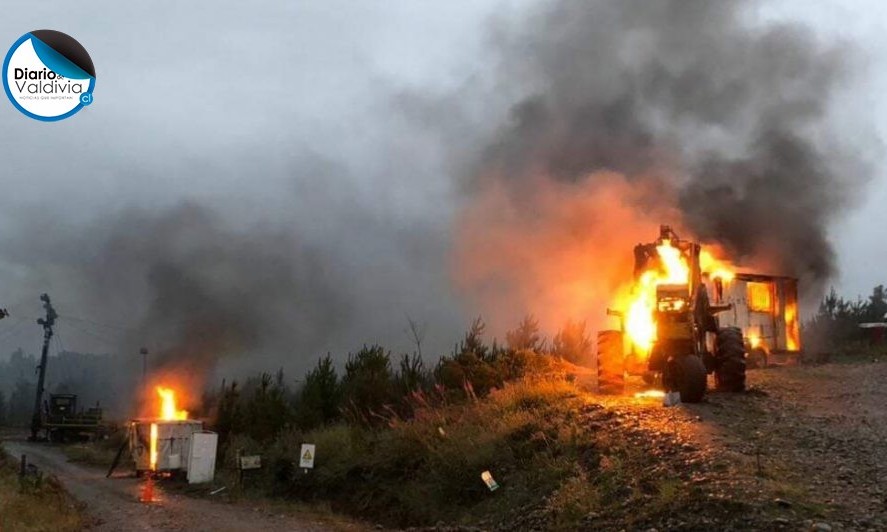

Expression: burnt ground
xmin=4 ymin=361 xmax=887 ymax=531
xmin=557 ymin=360 xmax=887 ymax=532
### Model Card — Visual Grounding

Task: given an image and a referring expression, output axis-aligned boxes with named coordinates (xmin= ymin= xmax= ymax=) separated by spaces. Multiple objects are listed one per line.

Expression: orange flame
xmin=156 ymin=387 xmax=188 ymax=421
xmin=785 ymin=302 xmax=800 ymax=351
xmin=149 ymin=422 xmax=158 ymax=471
xmin=634 ymin=389 xmax=666 ymax=399
xmin=618 ymin=241 xmax=736 ymax=357
xmin=622 ymin=240 xmax=690 ymax=356
xmin=748 ymin=332 xmax=762 ymax=349
xmin=700 ymin=249 xmax=735 ymax=281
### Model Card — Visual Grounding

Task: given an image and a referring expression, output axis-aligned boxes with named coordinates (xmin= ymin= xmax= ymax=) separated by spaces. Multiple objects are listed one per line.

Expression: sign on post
xmin=239 ymin=455 xmax=262 ymax=470
xmin=300 ymin=444 xmax=315 ymax=469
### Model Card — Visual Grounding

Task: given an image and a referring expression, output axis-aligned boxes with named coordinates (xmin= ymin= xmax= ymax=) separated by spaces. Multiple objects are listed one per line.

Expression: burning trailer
xmin=128 ymin=387 xmax=218 ymax=484
xmin=709 ymin=273 xmax=801 ymax=368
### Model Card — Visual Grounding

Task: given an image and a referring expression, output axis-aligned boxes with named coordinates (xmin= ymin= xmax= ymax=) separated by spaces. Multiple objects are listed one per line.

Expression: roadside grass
xmin=217 ymin=376 xmax=766 ymax=530
xmin=0 ymin=443 xmax=85 ymax=532
xmin=221 ymin=377 xmax=606 ymax=528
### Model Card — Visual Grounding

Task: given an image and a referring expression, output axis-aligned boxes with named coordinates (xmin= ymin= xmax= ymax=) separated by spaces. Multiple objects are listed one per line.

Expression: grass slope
xmin=0 ymin=444 xmax=84 ymax=532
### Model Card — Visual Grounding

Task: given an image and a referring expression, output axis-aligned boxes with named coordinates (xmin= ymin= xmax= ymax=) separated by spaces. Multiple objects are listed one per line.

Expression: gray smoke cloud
xmin=0 ymin=195 xmax=462 ymax=382
xmin=0 ymin=0 xmax=879 ymax=405
xmin=463 ymin=0 xmax=878 ymax=296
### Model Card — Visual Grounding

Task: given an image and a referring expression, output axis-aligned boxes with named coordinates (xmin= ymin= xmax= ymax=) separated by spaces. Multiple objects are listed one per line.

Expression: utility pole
xmin=30 ymin=294 xmax=57 ymax=441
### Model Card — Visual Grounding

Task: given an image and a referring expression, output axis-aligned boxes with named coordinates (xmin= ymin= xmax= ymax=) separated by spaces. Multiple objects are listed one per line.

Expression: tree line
xmin=803 ymin=284 xmax=887 ymax=355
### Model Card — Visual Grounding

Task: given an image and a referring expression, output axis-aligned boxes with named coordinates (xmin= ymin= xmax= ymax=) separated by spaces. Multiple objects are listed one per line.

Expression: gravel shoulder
xmin=591 ymin=360 xmax=887 ymax=531
xmin=706 ymin=361 xmax=887 ymax=530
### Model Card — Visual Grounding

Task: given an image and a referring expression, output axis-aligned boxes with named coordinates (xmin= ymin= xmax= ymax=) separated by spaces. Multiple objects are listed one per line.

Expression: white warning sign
xmin=300 ymin=443 xmax=315 ymax=469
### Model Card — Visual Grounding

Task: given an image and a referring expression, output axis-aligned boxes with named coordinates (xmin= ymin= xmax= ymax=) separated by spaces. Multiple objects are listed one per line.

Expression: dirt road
xmin=707 ymin=361 xmax=887 ymax=530
xmin=1 ymin=438 xmax=363 ymax=532
xmin=584 ymin=360 xmax=887 ymax=531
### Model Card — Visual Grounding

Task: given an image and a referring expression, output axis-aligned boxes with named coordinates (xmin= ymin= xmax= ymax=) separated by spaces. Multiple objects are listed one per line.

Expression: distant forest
xmin=0 ymin=349 xmax=127 ymax=427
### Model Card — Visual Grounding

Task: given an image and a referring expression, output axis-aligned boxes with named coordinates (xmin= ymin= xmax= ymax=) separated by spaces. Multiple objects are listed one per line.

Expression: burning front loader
xmin=597 ymin=226 xmax=800 ymax=402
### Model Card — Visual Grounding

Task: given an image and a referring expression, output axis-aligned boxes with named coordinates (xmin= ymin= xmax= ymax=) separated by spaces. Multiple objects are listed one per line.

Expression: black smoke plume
xmin=463 ymin=0 xmax=878 ymax=298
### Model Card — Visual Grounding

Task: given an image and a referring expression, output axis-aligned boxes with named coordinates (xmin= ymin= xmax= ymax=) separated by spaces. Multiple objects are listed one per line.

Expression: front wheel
xmin=674 ymin=354 xmax=707 ymax=403
xmin=715 ymin=327 xmax=747 ymax=391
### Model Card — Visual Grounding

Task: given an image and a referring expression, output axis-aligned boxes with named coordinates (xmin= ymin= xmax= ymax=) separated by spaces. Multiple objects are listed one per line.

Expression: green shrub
xmin=295 ymin=355 xmax=341 ymax=429
xmin=341 ymin=345 xmax=396 ymax=426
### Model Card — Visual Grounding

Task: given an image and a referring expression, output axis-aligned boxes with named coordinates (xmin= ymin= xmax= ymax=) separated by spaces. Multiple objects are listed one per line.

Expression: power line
xmin=57 ymin=320 xmax=121 ymax=353
xmin=0 ymin=315 xmax=33 ymax=344
xmin=54 ymin=326 xmax=66 ymax=355
xmin=57 ymin=314 xmax=135 ymax=334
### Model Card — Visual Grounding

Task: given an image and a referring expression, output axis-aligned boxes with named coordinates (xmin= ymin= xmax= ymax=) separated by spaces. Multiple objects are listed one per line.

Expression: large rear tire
xmin=596 ymin=330 xmax=624 ymax=395
xmin=675 ymin=354 xmax=706 ymax=403
xmin=715 ymin=327 xmax=746 ymax=392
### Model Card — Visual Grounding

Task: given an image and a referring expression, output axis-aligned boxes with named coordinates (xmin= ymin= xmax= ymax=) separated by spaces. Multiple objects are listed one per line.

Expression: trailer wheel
xmin=675 ymin=354 xmax=707 ymax=403
xmin=715 ymin=327 xmax=746 ymax=392
xmin=596 ymin=330 xmax=624 ymax=395
xmin=747 ymin=347 xmax=768 ymax=369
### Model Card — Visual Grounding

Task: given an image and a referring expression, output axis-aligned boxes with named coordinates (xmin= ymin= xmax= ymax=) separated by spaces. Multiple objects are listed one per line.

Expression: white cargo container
xmin=129 ymin=419 xmax=204 ymax=475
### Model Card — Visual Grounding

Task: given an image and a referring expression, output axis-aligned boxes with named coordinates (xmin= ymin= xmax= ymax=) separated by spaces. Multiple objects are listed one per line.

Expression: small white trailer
xmin=129 ymin=419 xmax=218 ymax=483
xmin=708 ymin=273 xmax=801 ymax=367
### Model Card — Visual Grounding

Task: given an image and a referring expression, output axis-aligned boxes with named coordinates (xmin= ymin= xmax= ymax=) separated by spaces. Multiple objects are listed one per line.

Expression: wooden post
xmin=237 ymin=449 xmax=243 ymax=489
xmin=19 ymin=454 xmax=26 ymax=492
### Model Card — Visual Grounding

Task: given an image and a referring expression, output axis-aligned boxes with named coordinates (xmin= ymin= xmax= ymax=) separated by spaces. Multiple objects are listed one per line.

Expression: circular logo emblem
xmin=2 ymin=30 xmax=96 ymax=121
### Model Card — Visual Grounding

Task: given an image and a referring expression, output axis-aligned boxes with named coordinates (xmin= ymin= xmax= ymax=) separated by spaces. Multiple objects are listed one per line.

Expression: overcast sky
xmin=0 ymin=1 xmax=884 ymax=367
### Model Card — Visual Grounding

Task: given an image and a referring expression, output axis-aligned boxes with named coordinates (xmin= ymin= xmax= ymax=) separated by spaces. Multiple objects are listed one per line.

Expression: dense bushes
xmin=221 ymin=378 xmax=591 ymax=527
xmin=207 ymin=315 xmax=596 ymax=526
xmin=211 ymin=315 xmax=585 ymax=447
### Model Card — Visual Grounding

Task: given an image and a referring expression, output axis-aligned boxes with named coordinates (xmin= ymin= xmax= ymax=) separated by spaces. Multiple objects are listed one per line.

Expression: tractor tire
xmin=715 ymin=327 xmax=747 ymax=392
xmin=747 ymin=347 xmax=768 ymax=369
xmin=642 ymin=371 xmax=656 ymax=386
xmin=674 ymin=354 xmax=707 ymax=403
xmin=596 ymin=330 xmax=625 ymax=395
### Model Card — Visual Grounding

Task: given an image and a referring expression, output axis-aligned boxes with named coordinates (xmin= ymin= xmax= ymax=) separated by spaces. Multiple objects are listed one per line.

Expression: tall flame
xmin=785 ymin=301 xmax=800 ymax=351
xmin=149 ymin=422 xmax=158 ymax=471
xmin=620 ymin=241 xmax=735 ymax=356
xmin=700 ymin=249 xmax=735 ymax=281
xmin=623 ymin=240 xmax=690 ymax=355
xmin=156 ymin=387 xmax=188 ymax=421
